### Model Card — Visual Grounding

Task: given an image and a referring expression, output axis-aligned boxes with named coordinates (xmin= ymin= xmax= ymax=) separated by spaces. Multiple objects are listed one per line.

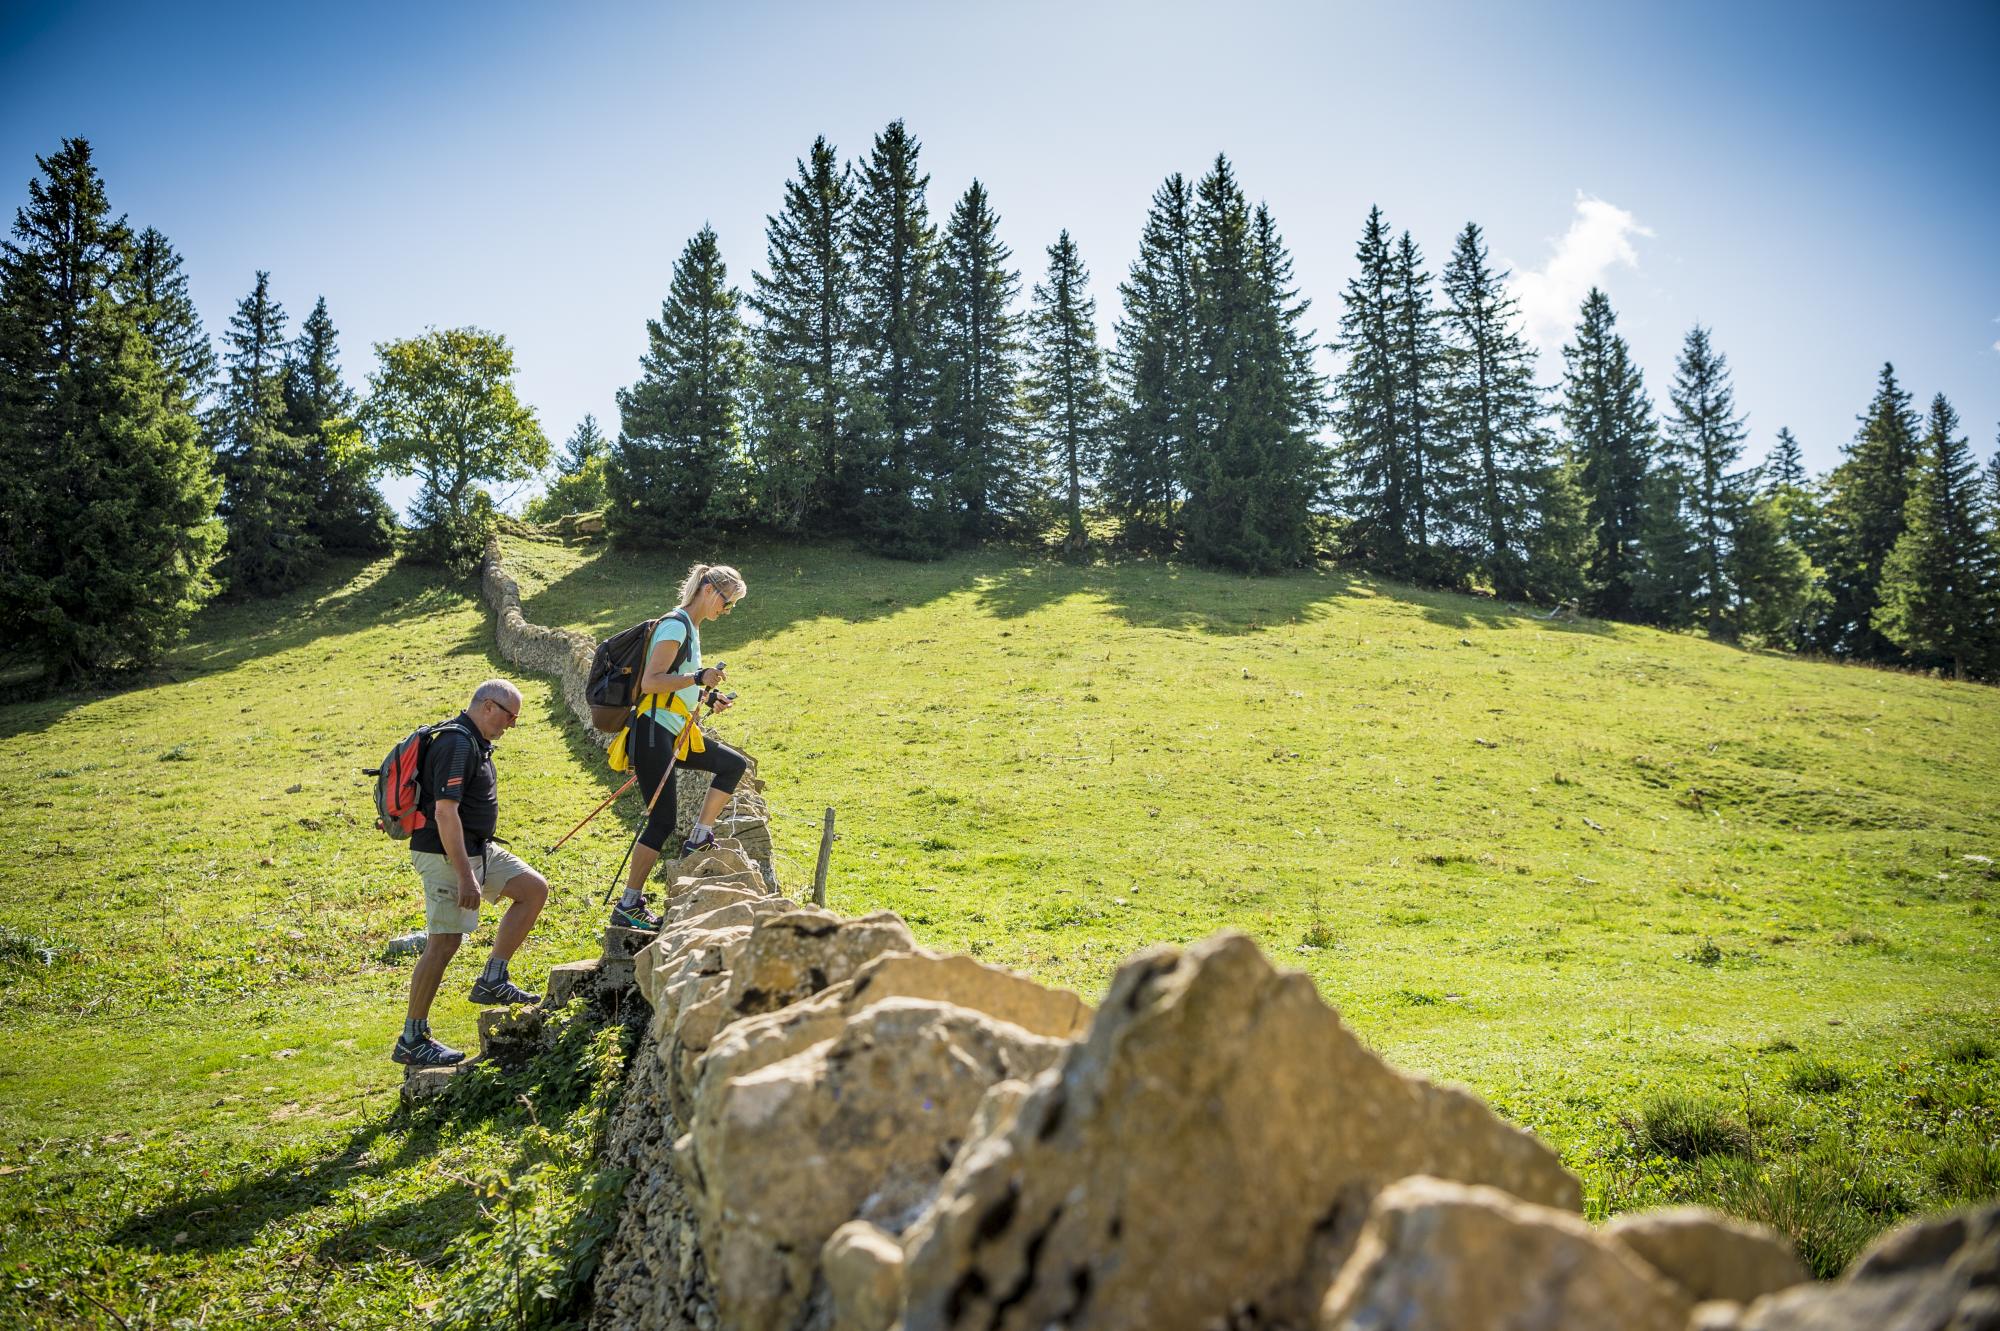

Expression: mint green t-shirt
xmin=643 ymin=610 xmax=700 ymax=735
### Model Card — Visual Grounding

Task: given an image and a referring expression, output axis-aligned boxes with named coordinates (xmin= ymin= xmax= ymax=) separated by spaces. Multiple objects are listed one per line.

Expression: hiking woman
xmin=611 ymin=562 xmax=750 ymax=930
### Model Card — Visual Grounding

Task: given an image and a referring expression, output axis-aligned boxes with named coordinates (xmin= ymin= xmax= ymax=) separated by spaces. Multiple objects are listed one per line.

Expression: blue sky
xmin=5 ymin=0 xmax=1996 ymax=514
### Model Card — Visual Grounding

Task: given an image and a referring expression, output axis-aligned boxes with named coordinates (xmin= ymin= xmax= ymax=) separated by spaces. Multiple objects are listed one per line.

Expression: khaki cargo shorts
xmin=411 ymin=842 xmax=535 ymax=935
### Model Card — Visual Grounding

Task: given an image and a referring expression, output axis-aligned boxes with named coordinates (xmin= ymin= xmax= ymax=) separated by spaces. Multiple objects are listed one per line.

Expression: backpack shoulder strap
xmin=662 ymin=608 xmax=696 ymax=676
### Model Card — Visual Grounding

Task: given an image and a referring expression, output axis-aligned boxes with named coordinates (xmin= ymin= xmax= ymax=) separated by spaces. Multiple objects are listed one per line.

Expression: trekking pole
xmin=548 ymin=775 xmax=636 ymax=855
xmin=601 ymin=693 xmax=716 ymax=908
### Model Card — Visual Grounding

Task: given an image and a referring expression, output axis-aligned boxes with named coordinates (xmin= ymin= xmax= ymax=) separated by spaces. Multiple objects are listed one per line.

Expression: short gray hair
xmin=470 ymin=679 xmax=522 ymax=712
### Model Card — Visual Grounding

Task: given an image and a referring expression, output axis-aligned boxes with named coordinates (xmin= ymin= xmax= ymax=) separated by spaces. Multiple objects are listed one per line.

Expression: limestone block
xmin=1603 ymin=1206 xmax=1805 ymax=1305
xmin=898 ymin=932 xmax=1579 ymax=1331
xmin=823 ymin=1220 xmax=906 ymax=1331
xmin=601 ymin=924 xmax=654 ymax=960
xmin=400 ymin=1060 xmax=473 ymax=1105
xmin=688 ymin=997 xmax=1069 ymax=1331
xmin=477 ymin=1005 xmax=547 ymax=1067
xmin=544 ymin=959 xmax=599 ymax=1008
xmin=718 ymin=909 xmax=917 ymax=1022
xmin=1732 ymin=1201 xmax=2000 ymax=1330
xmin=1318 ymin=1176 xmax=1692 ymax=1331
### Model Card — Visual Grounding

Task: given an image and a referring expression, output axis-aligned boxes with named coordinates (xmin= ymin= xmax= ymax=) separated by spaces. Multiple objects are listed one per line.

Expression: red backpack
xmin=366 ymin=720 xmax=475 ymax=840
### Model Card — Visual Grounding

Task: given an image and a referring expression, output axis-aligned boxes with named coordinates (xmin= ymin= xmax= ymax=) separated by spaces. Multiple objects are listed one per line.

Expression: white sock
xmin=619 ymin=887 xmax=644 ymax=910
xmin=693 ymin=821 xmax=713 ymax=839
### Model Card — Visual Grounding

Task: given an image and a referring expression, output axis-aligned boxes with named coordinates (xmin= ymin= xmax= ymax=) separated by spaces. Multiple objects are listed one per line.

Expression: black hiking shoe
xmin=679 ymin=826 xmax=717 ymax=858
xmin=610 ymin=898 xmax=661 ymax=932
xmin=392 ymin=1033 xmax=466 ymax=1067
xmin=468 ymin=974 xmax=537 ymax=1006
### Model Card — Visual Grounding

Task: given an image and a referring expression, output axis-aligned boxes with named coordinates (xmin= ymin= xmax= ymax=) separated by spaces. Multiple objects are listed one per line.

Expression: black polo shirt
xmin=410 ymin=712 xmax=497 ymax=853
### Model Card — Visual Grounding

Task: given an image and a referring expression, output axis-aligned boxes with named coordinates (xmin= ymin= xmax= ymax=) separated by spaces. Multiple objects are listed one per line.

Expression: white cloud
xmin=1508 ymin=193 xmax=1653 ymax=353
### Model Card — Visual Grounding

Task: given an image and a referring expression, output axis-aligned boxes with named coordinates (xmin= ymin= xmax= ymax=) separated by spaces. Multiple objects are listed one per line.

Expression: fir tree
xmin=848 ymin=120 xmax=948 ymax=557
xmin=1634 ymin=464 xmax=1701 ymax=627
xmin=1179 ymin=159 xmax=1319 ymax=571
xmin=1390 ymin=229 xmax=1453 ymax=580
xmin=283 ymin=296 xmax=393 ymax=553
xmin=608 ymin=225 xmax=750 ymax=545
xmin=1811 ymin=363 xmax=1921 ymax=657
xmin=1727 ymin=487 xmax=1818 ymax=646
xmin=1560 ymin=287 xmax=1654 ymax=617
xmin=364 ymin=327 xmax=548 ymax=573
xmin=1985 ymin=444 xmax=2000 ymax=517
xmin=118 ymin=226 xmax=214 ymax=416
xmin=1331 ymin=207 xmax=1409 ymax=574
xmin=524 ymin=413 xmax=610 ymax=523
xmin=211 ymin=271 xmax=320 ymax=593
xmin=1438 ymin=222 xmax=1552 ymax=600
xmin=1107 ymin=173 xmax=1197 ymax=551
xmin=1766 ymin=427 xmax=1805 ymax=490
xmin=1026 ymin=230 xmax=1110 ymax=555
xmin=0 ymin=138 xmax=221 ymax=679
xmin=1874 ymin=395 xmax=1999 ymax=678
xmin=747 ymin=136 xmax=856 ymax=522
xmin=936 ymin=180 xmax=1028 ymax=541
xmin=1660 ymin=325 xmax=1749 ymax=637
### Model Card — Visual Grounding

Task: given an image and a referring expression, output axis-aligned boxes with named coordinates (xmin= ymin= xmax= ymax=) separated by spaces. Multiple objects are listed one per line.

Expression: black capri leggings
xmin=631 ymin=716 xmax=748 ymax=852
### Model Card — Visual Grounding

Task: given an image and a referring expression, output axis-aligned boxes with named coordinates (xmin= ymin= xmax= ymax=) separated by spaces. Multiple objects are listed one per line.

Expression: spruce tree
xmin=1660 ymin=325 xmax=1749 ymax=637
xmin=608 ymin=225 xmax=750 ymax=545
xmin=524 ymin=415 xmax=610 ymax=523
xmin=1634 ymin=464 xmax=1701 ymax=627
xmin=1985 ymin=444 xmax=2000 ymax=517
xmin=1026 ymin=230 xmax=1110 ymax=555
xmin=1560 ymin=287 xmax=1654 ymax=618
xmin=283 ymin=296 xmax=393 ymax=553
xmin=1332 ymin=207 xmax=1407 ymax=573
xmin=1726 ymin=487 xmax=1817 ymax=646
xmin=0 ymin=138 xmax=221 ymax=679
xmin=1107 ymin=173 xmax=1197 ymax=551
xmin=1874 ymin=395 xmax=1999 ymax=678
xmin=1811 ymin=363 xmax=1921 ymax=657
xmin=1179 ymin=158 xmax=1319 ymax=571
xmin=1390 ymin=230 xmax=1452 ymax=581
xmin=211 ymin=271 xmax=321 ymax=593
xmin=1766 ymin=427 xmax=1805 ymax=490
xmin=848 ymin=120 xmax=949 ymax=558
xmin=1438 ymin=222 xmax=1552 ymax=600
xmin=747 ymin=136 xmax=856 ymax=522
xmin=936 ymin=180 xmax=1028 ymax=542
xmin=119 ymin=227 xmax=214 ymax=416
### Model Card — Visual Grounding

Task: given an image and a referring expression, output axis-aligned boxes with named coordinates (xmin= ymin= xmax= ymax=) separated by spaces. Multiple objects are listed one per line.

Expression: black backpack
xmin=585 ymin=608 xmax=692 ymax=732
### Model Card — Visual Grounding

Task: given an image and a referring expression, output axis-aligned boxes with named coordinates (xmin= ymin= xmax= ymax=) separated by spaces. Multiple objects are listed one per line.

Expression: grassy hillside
xmin=0 ymin=536 xmax=1994 ymax=1323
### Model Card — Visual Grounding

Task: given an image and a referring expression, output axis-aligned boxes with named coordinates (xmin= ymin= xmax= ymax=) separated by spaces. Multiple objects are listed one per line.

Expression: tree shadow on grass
xmin=0 ymin=556 xmax=481 ymax=743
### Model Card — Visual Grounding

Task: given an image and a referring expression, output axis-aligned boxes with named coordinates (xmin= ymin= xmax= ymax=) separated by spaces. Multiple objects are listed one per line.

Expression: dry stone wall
xmin=479 ymin=538 xmax=1997 ymax=1330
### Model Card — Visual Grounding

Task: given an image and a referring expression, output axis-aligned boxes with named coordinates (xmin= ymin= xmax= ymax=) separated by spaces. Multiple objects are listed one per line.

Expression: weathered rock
xmin=1603 ymin=1206 xmax=1805 ymax=1305
xmin=1730 ymin=1201 xmax=2000 ymax=1330
xmin=697 ymin=951 xmax=1091 ymax=1098
xmin=822 ymin=1221 xmax=905 ymax=1331
xmin=688 ymin=996 xmax=1070 ymax=1331
xmin=477 ymin=1005 xmax=546 ymax=1067
xmin=545 ymin=958 xmax=600 ymax=1008
xmin=1318 ymin=1176 xmax=1692 ymax=1331
xmin=898 ymin=932 xmax=1579 ymax=1331
xmin=400 ymin=1060 xmax=474 ymax=1105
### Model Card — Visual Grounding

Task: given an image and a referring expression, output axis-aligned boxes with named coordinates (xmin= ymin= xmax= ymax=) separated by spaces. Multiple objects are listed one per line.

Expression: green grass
xmin=2 ymin=535 xmax=1997 ymax=1322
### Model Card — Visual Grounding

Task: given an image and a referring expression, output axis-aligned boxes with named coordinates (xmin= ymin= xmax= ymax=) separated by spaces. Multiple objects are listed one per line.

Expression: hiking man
xmin=393 ymin=678 xmax=549 ymax=1067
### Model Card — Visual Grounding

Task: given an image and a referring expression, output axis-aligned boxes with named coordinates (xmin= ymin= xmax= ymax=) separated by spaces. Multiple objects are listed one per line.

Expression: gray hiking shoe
xmin=610 ymin=898 xmax=661 ymax=932
xmin=468 ymin=974 xmax=537 ymax=1006
xmin=392 ymin=1033 xmax=466 ymax=1067
xmin=679 ymin=826 xmax=716 ymax=857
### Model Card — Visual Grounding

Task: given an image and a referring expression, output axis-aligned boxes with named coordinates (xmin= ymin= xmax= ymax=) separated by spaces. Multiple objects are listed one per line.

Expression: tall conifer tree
xmin=609 ymin=225 xmax=749 ymax=544
xmin=748 ymin=136 xmax=856 ymax=522
xmin=1107 ymin=174 xmax=1197 ymax=550
xmin=1179 ymin=158 xmax=1318 ymax=571
xmin=936 ymin=180 xmax=1027 ymax=541
xmin=1766 ymin=427 xmax=1805 ymax=490
xmin=1438 ymin=222 xmax=1551 ymax=600
xmin=1026 ymin=230 xmax=1110 ymax=554
xmin=1332 ymin=207 xmax=1411 ymax=573
xmin=525 ymin=414 xmax=610 ymax=523
xmin=1390 ymin=230 xmax=1451 ymax=580
xmin=212 ymin=271 xmax=317 ymax=594
xmin=1874 ymin=395 xmax=1999 ymax=678
xmin=119 ymin=227 xmax=214 ymax=416
xmin=283 ymin=296 xmax=393 ymax=553
xmin=0 ymin=139 xmax=221 ymax=677
xmin=1811 ymin=363 xmax=1921 ymax=657
xmin=1560 ymin=287 xmax=1654 ymax=617
xmin=1660 ymin=325 xmax=1748 ymax=637
xmin=848 ymin=120 xmax=948 ymax=557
